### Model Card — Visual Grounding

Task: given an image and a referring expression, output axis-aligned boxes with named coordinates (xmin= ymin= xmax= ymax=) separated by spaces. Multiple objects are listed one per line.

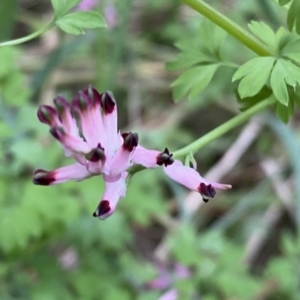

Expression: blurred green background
xmin=0 ymin=0 xmax=299 ymax=299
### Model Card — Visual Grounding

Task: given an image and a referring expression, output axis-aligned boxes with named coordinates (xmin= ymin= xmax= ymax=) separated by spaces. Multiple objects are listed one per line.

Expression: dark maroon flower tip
xmin=122 ymin=132 xmax=139 ymax=151
xmin=54 ymin=95 xmax=70 ymax=114
xmin=73 ymin=91 xmax=91 ymax=112
xmin=101 ymin=92 xmax=115 ymax=114
xmin=33 ymin=169 xmax=55 ymax=185
xmin=157 ymin=148 xmax=174 ymax=167
xmin=198 ymin=183 xmax=216 ymax=203
xmin=50 ymin=126 xmax=65 ymax=140
xmin=84 ymin=85 xmax=102 ymax=106
xmin=89 ymin=144 xmax=106 ymax=162
xmin=93 ymin=200 xmax=111 ymax=217
xmin=37 ymin=105 xmax=58 ymax=126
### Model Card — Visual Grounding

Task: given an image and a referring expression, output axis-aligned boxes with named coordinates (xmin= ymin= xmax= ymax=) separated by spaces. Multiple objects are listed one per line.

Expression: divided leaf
xmin=198 ymin=19 xmax=227 ymax=56
xmin=56 ymin=11 xmax=106 ymax=35
xmin=237 ymin=86 xmax=272 ymax=111
xmin=282 ymin=42 xmax=300 ymax=62
xmin=166 ymin=47 xmax=214 ymax=71
xmin=171 ymin=64 xmax=220 ymax=101
xmin=275 ymin=100 xmax=294 ymax=123
xmin=248 ymin=21 xmax=276 ymax=50
xmin=233 ymin=57 xmax=275 ymax=98
xmin=270 ymin=59 xmax=300 ymax=105
xmin=278 ymin=0 xmax=291 ymax=4
xmin=167 ymin=20 xmax=228 ymax=102
xmin=51 ymin=0 xmax=81 ymax=17
xmin=287 ymin=0 xmax=300 ymax=34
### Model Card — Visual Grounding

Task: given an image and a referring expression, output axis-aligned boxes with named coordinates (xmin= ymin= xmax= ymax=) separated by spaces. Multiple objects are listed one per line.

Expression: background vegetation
xmin=0 ymin=0 xmax=299 ymax=299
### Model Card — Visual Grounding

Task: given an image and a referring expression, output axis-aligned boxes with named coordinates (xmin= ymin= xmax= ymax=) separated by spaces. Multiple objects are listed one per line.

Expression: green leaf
xmin=271 ymin=60 xmax=289 ymax=105
xmin=167 ymin=224 xmax=200 ymax=265
xmin=56 ymin=22 xmax=84 ymax=35
xmin=51 ymin=0 xmax=81 ymax=17
xmin=124 ymin=171 xmax=167 ymax=225
xmin=278 ymin=0 xmax=291 ymax=4
xmin=166 ymin=20 xmax=227 ymax=72
xmin=166 ymin=51 xmax=213 ymax=71
xmin=270 ymin=59 xmax=300 ymax=105
xmin=237 ymin=86 xmax=272 ymax=111
xmin=248 ymin=21 xmax=276 ymax=50
xmin=0 ymin=47 xmax=16 ymax=78
xmin=289 ymin=84 xmax=300 ymax=109
xmin=56 ymin=11 xmax=106 ymax=35
xmin=233 ymin=57 xmax=275 ymax=98
xmin=282 ymin=39 xmax=300 ymax=61
xmin=275 ymin=27 xmax=299 ymax=53
xmin=0 ymin=0 xmax=18 ymax=41
xmin=198 ymin=19 xmax=227 ymax=56
xmin=1 ymin=69 xmax=30 ymax=105
xmin=275 ymin=101 xmax=294 ymax=123
xmin=287 ymin=0 xmax=300 ymax=34
xmin=0 ymin=122 xmax=13 ymax=138
xmin=172 ymin=64 xmax=219 ymax=101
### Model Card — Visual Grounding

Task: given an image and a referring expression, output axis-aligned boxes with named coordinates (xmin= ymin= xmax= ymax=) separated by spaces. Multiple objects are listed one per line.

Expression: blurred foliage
xmin=0 ymin=0 xmax=299 ymax=299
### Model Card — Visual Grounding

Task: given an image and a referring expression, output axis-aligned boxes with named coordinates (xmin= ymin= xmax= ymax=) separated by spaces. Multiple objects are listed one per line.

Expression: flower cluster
xmin=33 ymin=86 xmax=231 ymax=219
xmin=146 ymin=263 xmax=191 ymax=300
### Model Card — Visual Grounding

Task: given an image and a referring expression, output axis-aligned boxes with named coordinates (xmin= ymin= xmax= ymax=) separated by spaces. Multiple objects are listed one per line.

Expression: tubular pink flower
xmin=33 ymin=164 xmax=92 ymax=185
xmin=33 ymin=85 xmax=231 ymax=219
xmin=105 ymin=133 xmax=138 ymax=182
xmin=34 ymin=86 xmax=136 ymax=219
xmin=54 ymin=95 xmax=78 ymax=136
xmin=76 ymin=0 xmax=99 ymax=11
xmin=133 ymin=147 xmax=230 ymax=202
xmin=105 ymin=4 xmax=118 ymax=29
xmin=37 ymin=105 xmax=61 ymax=127
xmin=132 ymin=146 xmax=174 ymax=168
xmin=163 ymin=160 xmax=232 ymax=202
xmin=146 ymin=263 xmax=190 ymax=300
xmin=159 ymin=289 xmax=178 ymax=300
xmin=50 ymin=126 xmax=92 ymax=153
xmin=101 ymin=91 xmax=120 ymax=155
xmin=93 ymin=173 xmax=127 ymax=220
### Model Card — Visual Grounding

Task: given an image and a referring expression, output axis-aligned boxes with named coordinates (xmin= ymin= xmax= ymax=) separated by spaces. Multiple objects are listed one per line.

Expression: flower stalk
xmin=182 ymin=0 xmax=271 ymax=56
xmin=0 ymin=22 xmax=55 ymax=47
xmin=173 ymin=97 xmax=276 ymax=158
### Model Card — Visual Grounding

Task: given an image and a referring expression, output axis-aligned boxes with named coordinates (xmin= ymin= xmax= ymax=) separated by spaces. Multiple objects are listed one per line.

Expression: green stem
xmin=182 ymin=0 xmax=271 ymax=56
xmin=0 ymin=21 xmax=55 ymax=47
xmin=173 ymin=97 xmax=276 ymax=158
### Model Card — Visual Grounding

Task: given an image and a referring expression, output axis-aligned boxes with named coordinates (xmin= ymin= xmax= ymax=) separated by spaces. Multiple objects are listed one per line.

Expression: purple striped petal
xmin=37 ymin=105 xmax=61 ymax=127
xmin=86 ymin=143 xmax=106 ymax=174
xmin=101 ymin=92 xmax=119 ymax=154
xmin=163 ymin=160 xmax=231 ymax=202
xmin=93 ymin=173 xmax=127 ymax=219
xmin=72 ymin=91 xmax=100 ymax=148
xmin=132 ymin=146 xmax=174 ymax=168
xmin=54 ymin=95 xmax=78 ymax=137
xmin=33 ymin=163 xmax=92 ymax=185
xmin=105 ymin=133 xmax=138 ymax=181
xmin=50 ymin=126 xmax=91 ymax=153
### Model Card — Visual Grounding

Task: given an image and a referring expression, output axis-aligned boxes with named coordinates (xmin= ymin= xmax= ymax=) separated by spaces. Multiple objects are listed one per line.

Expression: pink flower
xmin=104 ymin=4 xmax=118 ymax=28
xmin=159 ymin=289 xmax=178 ymax=300
xmin=76 ymin=0 xmax=99 ymax=11
xmin=146 ymin=263 xmax=191 ymax=300
xmin=133 ymin=147 xmax=232 ymax=202
xmin=75 ymin=0 xmax=118 ymax=29
xmin=33 ymin=86 xmax=231 ymax=220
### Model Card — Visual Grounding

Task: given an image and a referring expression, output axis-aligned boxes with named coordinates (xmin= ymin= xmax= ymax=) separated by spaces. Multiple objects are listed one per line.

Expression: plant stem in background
xmin=173 ymin=97 xmax=276 ymax=158
xmin=182 ymin=0 xmax=271 ymax=56
xmin=0 ymin=22 xmax=55 ymax=47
